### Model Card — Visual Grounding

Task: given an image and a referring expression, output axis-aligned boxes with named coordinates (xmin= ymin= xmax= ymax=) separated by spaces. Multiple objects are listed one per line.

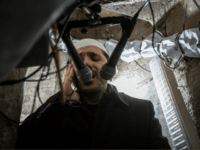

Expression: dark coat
xmin=16 ymin=84 xmax=171 ymax=149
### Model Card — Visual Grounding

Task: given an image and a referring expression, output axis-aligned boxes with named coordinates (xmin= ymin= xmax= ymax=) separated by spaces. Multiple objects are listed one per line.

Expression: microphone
xmin=100 ymin=1 xmax=149 ymax=80
xmin=62 ymin=35 xmax=92 ymax=83
xmin=100 ymin=13 xmax=139 ymax=80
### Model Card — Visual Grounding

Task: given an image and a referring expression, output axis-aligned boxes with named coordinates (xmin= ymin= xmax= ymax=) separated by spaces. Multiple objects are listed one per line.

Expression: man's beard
xmin=72 ymin=70 xmax=108 ymax=98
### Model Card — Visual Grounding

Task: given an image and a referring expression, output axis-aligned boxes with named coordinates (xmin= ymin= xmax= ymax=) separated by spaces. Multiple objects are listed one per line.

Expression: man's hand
xmin=62 ymin=64 xmax=80 ymax=103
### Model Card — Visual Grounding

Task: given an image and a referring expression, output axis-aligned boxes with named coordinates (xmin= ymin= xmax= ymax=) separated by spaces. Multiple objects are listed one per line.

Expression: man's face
xmin=71 ymin=46 xmax=108 ymax=97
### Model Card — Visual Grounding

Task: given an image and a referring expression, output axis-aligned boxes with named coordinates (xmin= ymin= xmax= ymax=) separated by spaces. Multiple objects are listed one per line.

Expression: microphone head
xmin=77 ymin=66 xmax=92 ymax=83
xmin=100 ymin=63 xmax=116 ymax=80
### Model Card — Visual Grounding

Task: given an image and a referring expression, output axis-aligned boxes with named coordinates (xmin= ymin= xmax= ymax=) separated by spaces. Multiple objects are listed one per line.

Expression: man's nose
xmin=83 ymin=57 xmax=92 ymax=67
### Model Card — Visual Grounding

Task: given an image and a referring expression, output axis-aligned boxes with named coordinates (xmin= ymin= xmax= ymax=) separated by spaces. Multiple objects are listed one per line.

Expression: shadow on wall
xmin=0 ymin=68 xmax=28 ymax=149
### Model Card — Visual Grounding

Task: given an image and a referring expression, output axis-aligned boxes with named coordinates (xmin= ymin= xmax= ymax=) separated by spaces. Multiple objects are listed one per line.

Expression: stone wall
xmin=20 ymin=51 xmax=70 ymax=121
xmin=0 ymin=68 xmax=27 ymax=149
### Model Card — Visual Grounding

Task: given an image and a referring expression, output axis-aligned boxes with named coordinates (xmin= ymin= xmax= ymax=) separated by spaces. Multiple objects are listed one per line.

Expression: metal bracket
xmin=59 ymin=16 xmax=131 ymax=36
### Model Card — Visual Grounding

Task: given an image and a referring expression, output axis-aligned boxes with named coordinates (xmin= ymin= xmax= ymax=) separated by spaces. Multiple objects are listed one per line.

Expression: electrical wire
xmin=0 ymin=66 xmax=43 ymax=85
xmin=137 ymin=20 xmax=144 ymax=40
xmin=47 ymin=65 xmax=68 ymax=75
xmin=37 ymin=58 xmax=54 ymax=107
xmin=0 ymin=52 xmax=55 ymax=86
xmin=66 ymin=88 xmax=81 ymax=107
xmin=0 ymin=110 xmax=23 ymax=124
xmin=28 ymin=51 xmax=54 ymax=114
xmin=193 ymin=0 xmax=200 ymax=10
xmin=133 ymin=2 xmax=151 ymax=73
xmin=164 ymin=5 xmax=167 ymax=37
xmin=183 ymin=4 xmax=187 ymax=31
xmin=147 ymin=0 xmax=184 ymax=70
xmin=36 ymin=54 xmax=55 ymax=110
xmin=31 ymin=66 xmax=49 ymax=114
xmin=134 ymin=60 xmax=151 ymax=73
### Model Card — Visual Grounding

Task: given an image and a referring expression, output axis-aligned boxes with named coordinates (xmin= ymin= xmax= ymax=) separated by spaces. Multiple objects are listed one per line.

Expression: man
xmin=16 ymin=39 xmax=171 ymax=149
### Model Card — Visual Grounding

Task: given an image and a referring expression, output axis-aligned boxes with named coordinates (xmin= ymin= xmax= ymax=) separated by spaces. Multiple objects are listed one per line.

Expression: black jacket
xmin=16 ymin=84 xmax=171 ymax=149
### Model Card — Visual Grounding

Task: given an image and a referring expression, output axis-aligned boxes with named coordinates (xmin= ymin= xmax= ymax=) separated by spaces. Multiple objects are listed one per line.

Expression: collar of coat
xmin=55 ymin=83 xmax=130 ymax=117
xmin=75 ymin=83 xmax=129 ymax=107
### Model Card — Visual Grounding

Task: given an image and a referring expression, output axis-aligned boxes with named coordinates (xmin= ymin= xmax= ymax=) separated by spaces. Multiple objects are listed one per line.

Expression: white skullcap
xmin=73 ymin=38 xmax=118 ymax=81
xmin=74 ymin=38 xmax=109 ymax=56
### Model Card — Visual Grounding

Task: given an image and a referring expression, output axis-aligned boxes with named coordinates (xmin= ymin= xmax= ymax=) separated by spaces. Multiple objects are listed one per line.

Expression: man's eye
xmin=92 ymin=56 xmax=100 ymax=61
xmin=93 ymin=58 xmax=99 ymax=61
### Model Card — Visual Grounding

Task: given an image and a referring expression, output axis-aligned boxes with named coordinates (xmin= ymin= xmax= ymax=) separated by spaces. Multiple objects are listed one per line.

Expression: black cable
xmin=135 ymin=14 xmax=150 ymax=73
xmin=130 ymin=2 xmax=150 ymax=73
xmin=147 ymin=0 xmax=184 ymax=70
xmin=37 ymin=67 xmax=47 ymax=107
xmin=46 ymin=64 xmax=68 ymax=75
xmin=0 ymin=66 xmax=43 ymax=85
xmin=138 ymin=1 xmax=149 ymax=13
xmin=0 ymin=110 xmax=23 ymax=124
xmin=137 ymin=20 xmax=144 ymax=40
xmin=0 ymin=52 xmax=55 ymax=85
xmin=134 ymin=60 xmax=151 ymax=73
xmin=193 ymin=0 xmax=200 ymax=10
xmin=66 ymin=88 xmax=81 ymax=107
xmin=25 ymin=52 xmax=54 ymax=82
xmin=183 ymin=4 xmax=187 ymax=31
xmin=175 ymin=33 xmax=189 ymax=63
xmin=164 ymin=5 xmax=167 ymax=37
xmin=57 ymin=11 xmax=74 ymax=45
xmin=31 ymin=89 xmax=37 ymax=114
xmin=36 ymin=55 xmax=54 ymax=108
xmin=31 ymin=52 xmax=54 ymax=114
xmin=41 ymin=52 xmax=54 ymax=79
xmin=162 ymin=52 xmax=170 ymax=64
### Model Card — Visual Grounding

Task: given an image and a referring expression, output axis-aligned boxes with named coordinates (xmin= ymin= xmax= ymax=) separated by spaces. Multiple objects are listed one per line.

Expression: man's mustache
xmin=75 ymin=70 xmax=98 ymax=80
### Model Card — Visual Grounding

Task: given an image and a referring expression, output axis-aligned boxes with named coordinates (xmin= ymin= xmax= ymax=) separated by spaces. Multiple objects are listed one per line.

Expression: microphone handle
xmin=62 ymin=35 xmax=92 ymax=83
xmin=100 ymin=14 xmax=138 ymax=80
xmin=62 ymin=35 xmax=85 ymax=70
xmin=107 ymin=36 xmax=128 ymax=68
xmin=107 ymin=14 xmax=138 ymax=68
